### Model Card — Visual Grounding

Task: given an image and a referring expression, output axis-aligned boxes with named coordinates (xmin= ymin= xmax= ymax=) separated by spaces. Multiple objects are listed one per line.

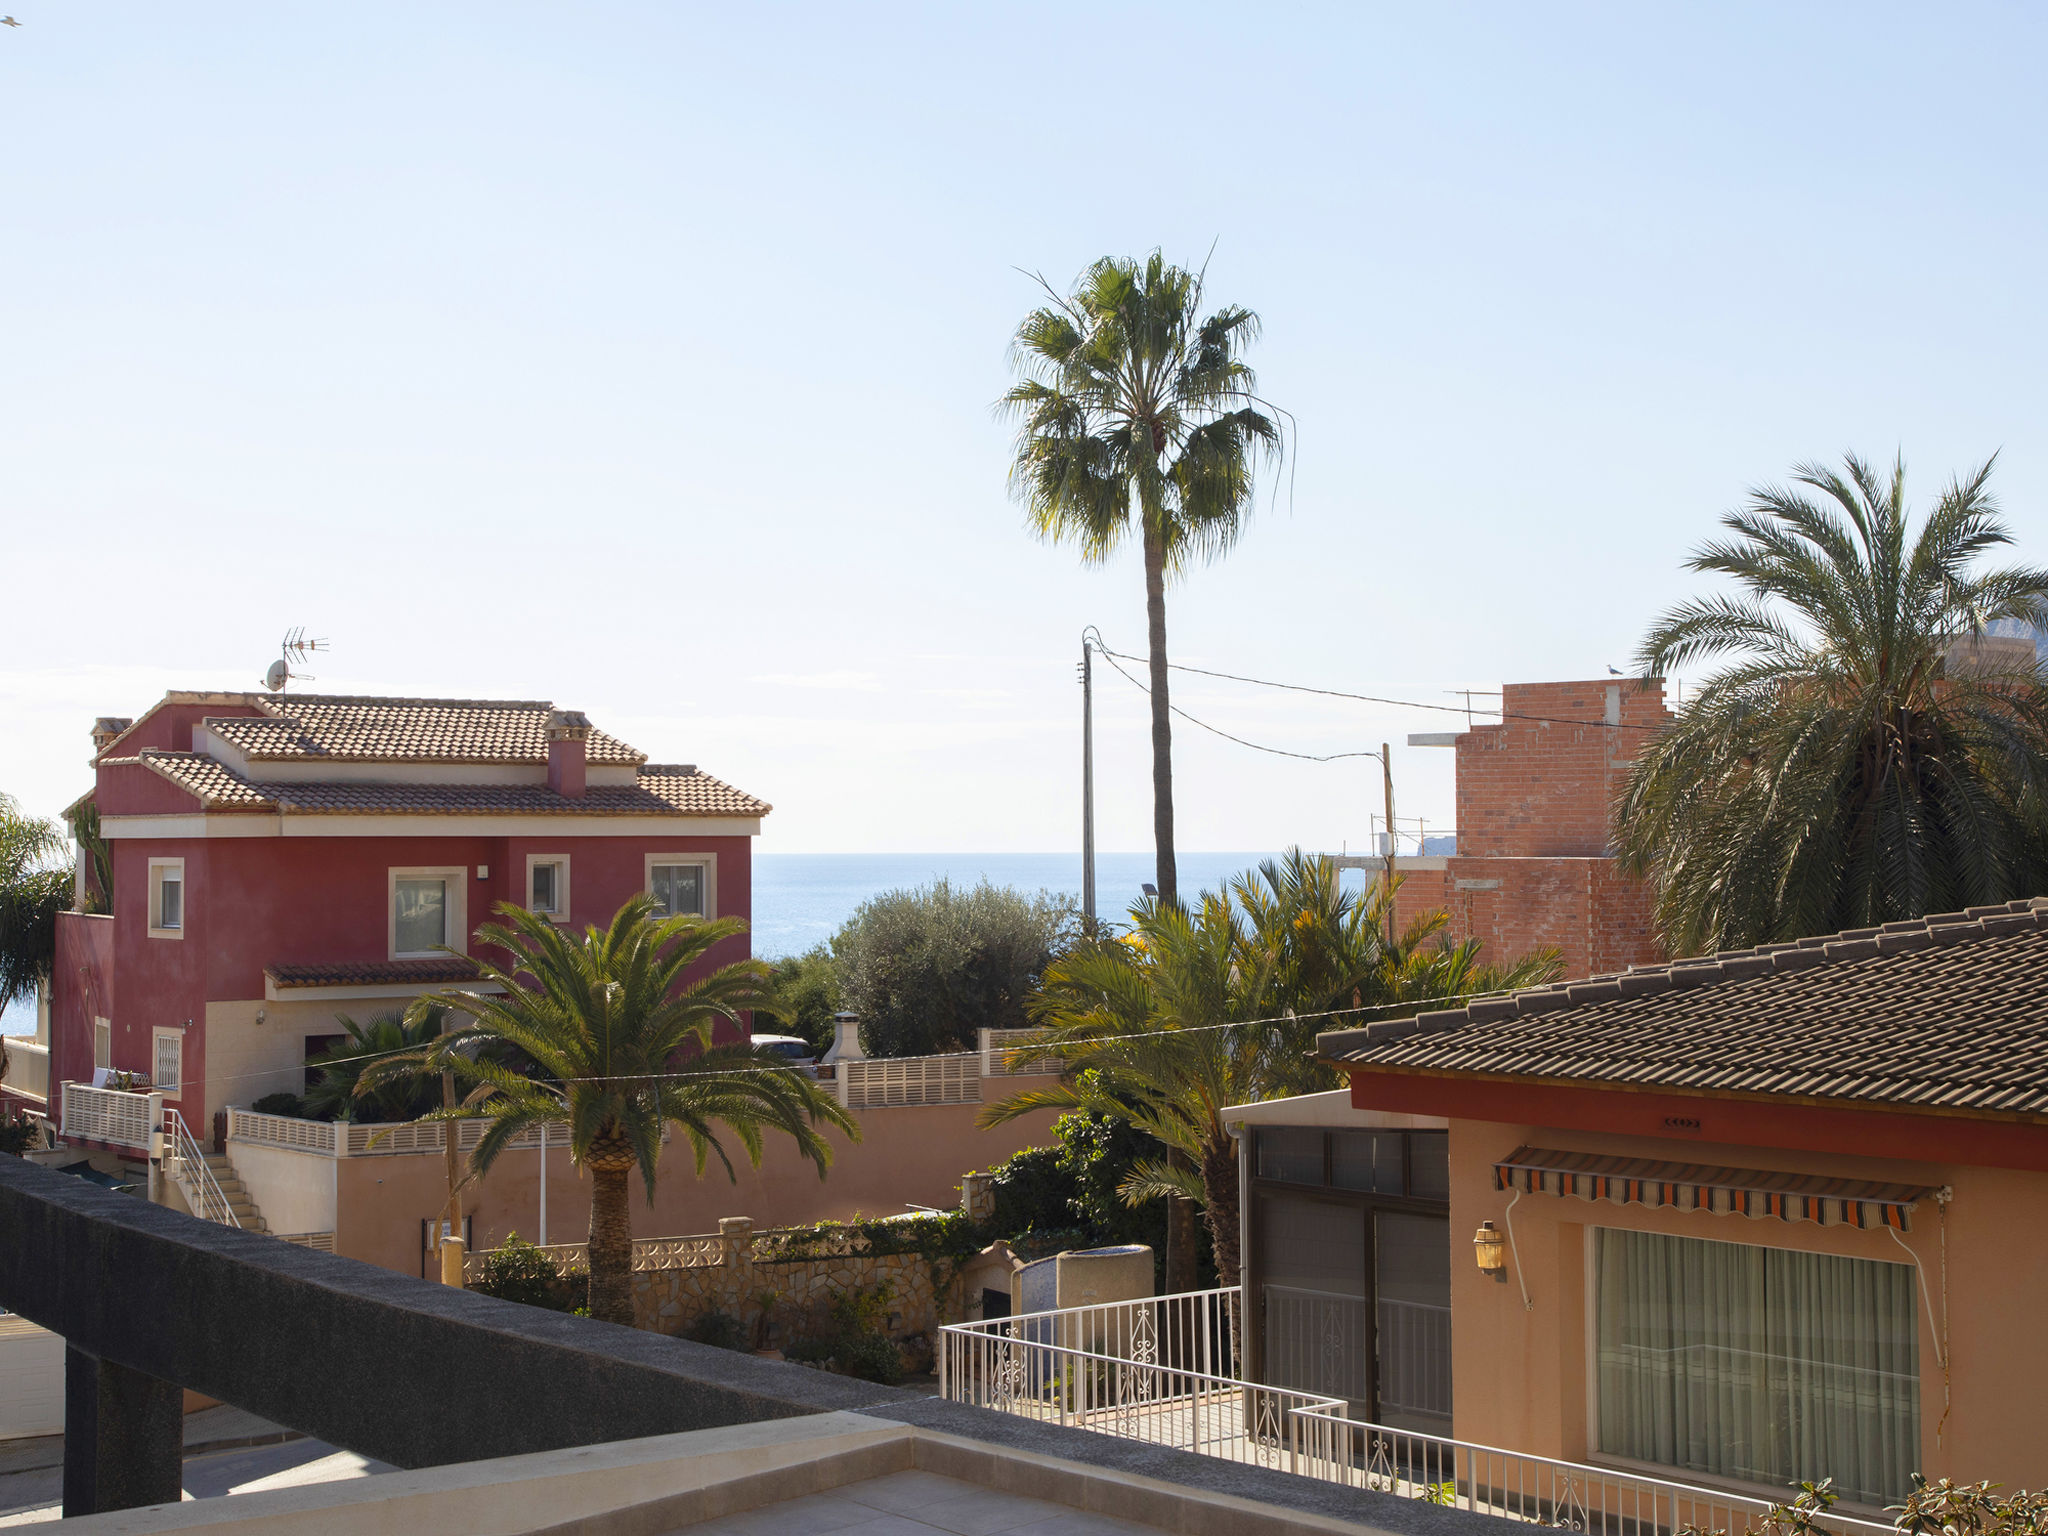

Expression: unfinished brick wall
xmin=1393 ymin=679 xmax=1669 ymax=981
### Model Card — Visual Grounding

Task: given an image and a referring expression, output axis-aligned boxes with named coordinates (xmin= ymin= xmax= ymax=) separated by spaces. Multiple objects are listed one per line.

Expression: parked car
xmin=750 ymin=1034 xmax=819 ymax=1073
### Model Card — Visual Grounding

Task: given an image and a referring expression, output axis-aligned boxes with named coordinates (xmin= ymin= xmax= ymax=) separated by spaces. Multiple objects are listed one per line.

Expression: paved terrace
xmin=0 ymin=1155 xmax=1510 ymax=1534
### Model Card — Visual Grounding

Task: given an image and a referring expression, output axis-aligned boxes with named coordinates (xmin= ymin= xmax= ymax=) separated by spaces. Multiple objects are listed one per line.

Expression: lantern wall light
xmin=1473 ymin=1220 xmax=1507 ymax=1279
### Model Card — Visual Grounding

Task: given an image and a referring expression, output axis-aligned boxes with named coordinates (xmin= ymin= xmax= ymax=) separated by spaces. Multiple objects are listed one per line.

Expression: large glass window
xmin=1596 ymin=1229 xmax=1919 ymax=1506
xmin=1259 ymin=1193 xmax=1368 ymax=1411
xmin=649 ymin=862 xmax=704 ymax=918
xmin=394 ymin=878 xmax=448 ymax=954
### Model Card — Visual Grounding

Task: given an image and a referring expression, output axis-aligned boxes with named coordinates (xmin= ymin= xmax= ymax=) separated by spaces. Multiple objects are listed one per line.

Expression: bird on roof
xmin=1607 ymin=665 xmax=1622 ymax=675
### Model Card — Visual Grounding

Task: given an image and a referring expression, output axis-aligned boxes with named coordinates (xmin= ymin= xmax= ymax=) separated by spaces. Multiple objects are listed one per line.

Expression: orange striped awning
xmin=1492 ymin=1146 xmax=1934 ymax=1231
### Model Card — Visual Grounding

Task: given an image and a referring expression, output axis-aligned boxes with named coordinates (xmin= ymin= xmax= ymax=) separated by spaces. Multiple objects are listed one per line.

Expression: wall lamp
xmin=1473 ymin=1220 xmax=1507 ymax=1279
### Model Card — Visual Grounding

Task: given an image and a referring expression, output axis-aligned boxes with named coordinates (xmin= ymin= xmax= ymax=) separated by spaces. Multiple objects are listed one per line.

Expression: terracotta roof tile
xmin=1320 ymin=899 xmax=2048 ymax=1119
xmin=131 ymin=752 xmax=765 ymax=819
xmin=139 ymin=751 xmax=279 ymax=810
xmin=208 ymin=697 xmax=645 ymax=765
xmin=266 ymin=958 xmax=482 ymax=990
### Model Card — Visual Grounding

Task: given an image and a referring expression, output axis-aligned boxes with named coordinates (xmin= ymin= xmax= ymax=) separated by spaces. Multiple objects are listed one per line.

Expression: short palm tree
xmin=304 ymin=1008 xmax=449 ymax=1122
xmin=1003 ymin=252 xmax=1283 ymax=904
xmin=1615 ymin=453 xmax=2048 ymax=954
xmin=0 ymin=793 xmax=70 ymax=1012
xmin=983 ymin=853 xmax=1559 ymax=1290
xmin=367 ymin=898 xmax=857 ymax=1326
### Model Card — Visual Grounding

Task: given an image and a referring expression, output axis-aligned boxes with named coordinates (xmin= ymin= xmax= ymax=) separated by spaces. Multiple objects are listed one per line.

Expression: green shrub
xmin=788 ymin=1282 xmax=904 ymax=1385
xmin=0 ymin=1112 xmax=42 ymax=1156
xmin=682 ymin=1311 xmax=748 ymax=1351
xmin=833 ymin=880 xmax=1078 ymax=1057
xmin=766 ymin=946 xmax=842 ymax=1055
xmin=833 ymin=1329 xmax=904 ymax=1386
xmin=250 ymin=1092 xmax=307 ymax=1118
xmin=470 ymin=1233 xmax=584 ymax=1312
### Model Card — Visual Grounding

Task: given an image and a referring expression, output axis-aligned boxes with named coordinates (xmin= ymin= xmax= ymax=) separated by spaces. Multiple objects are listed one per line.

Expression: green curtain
xmin=1596 ymin=1228 xmax=1918 ymax=1506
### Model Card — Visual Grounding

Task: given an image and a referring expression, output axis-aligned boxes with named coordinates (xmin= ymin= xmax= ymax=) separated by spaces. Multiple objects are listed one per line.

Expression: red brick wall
xmin=1394 ymin=679 xmax=1669 ymax=981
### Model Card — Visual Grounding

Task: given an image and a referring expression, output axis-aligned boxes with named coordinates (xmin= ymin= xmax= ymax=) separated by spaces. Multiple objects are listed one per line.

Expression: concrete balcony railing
xmin=60 ymin=1081 xmax=161 ymax=1151
xmin=1 ymin=1038 xmax=50 ymax=1104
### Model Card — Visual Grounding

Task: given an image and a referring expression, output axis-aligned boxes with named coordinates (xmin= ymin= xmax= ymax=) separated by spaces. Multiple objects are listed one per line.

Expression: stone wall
xmin=623 ymin=1218 xmax=965 ymax=1346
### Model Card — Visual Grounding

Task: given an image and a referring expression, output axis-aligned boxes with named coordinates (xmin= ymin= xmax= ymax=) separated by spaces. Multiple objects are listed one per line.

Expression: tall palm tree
xmin=366 ymin=898 xmax=857 ymax=1326
xmin=1615 ymin=453 xmax=2048 ymax=955
xmin=1003 ymin=252 xmax=1284 ymax=904
xmin=0 ymin=794 xmax=70 ymax=1012
xmin=982 ymin=853 xmax=1559 ymax=1290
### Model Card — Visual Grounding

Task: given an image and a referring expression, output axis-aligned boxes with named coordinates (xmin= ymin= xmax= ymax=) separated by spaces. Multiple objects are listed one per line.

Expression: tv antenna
xmin=263 ymin=628 xmax=328 ymax=693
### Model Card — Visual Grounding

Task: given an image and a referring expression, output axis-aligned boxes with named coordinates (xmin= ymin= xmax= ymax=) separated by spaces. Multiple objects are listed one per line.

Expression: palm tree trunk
xmin=1142 ymin=517 xmax=1177 ymax=905
xmin=1199 ymin=1138 xmax=1240 ymax=1291
xmin=587 ymin=1165 xmax=635 ymax=1326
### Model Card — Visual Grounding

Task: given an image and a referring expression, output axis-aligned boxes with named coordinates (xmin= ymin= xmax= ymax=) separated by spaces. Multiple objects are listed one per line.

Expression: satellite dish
xmin=264 ymin=659 xmax=289 ymax=692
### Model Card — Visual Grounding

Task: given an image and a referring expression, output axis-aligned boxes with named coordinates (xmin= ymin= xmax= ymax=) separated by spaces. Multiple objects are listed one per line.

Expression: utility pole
xmin=1080 ymin=633 xmax=1096 ymax=924
xmin=1381 ymin=743 xmax=1397 ymax=943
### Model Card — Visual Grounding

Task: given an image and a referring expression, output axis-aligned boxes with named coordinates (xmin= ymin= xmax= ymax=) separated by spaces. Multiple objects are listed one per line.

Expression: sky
xmin=5 ymin=4 xmax=2048 ymax=857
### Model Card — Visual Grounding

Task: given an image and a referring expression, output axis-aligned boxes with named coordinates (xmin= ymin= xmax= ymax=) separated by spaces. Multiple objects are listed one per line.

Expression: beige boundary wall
xmin=230 ymin=1091 xmax=1058 ymax=1278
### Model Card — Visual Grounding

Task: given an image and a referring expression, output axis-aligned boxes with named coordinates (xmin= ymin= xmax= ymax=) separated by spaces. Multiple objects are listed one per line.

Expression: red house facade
xmin=51 ymin=692 xmax=769 ymax=1136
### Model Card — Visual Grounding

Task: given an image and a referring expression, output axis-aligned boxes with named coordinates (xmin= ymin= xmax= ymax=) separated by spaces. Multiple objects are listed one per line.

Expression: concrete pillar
xmin=63 ymin=1344 xmax=183 ymax=1517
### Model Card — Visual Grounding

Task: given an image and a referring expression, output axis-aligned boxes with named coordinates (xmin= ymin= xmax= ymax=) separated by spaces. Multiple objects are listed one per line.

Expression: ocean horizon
xmin=0 ymin=851 xmax=1338 ymax=1035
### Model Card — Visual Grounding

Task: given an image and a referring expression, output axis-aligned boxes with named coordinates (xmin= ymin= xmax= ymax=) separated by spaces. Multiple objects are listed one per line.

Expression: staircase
xmin=200 ymin=1150 xmax=268 ymax=1232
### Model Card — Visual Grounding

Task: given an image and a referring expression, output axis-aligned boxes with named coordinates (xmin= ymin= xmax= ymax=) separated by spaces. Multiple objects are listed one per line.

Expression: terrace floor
xmin=667 ymin=1469 xmax=1161 ymax=1536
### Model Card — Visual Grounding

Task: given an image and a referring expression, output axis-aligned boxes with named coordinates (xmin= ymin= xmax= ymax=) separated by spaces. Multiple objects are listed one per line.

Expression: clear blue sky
xmin=4 ymin=3 xmax=2046 ymax=856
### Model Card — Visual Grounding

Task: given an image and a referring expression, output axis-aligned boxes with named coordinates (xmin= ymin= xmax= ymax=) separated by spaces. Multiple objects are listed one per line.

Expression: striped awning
xmin=1492 ymin=1146 xmax=1935 ymax=1231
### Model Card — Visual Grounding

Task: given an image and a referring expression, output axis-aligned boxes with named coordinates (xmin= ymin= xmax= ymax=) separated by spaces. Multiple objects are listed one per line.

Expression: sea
xmin=0 ymin=852 xmax=1321 ymax=1035
xmin=749 ymin=851 xmax=1311 ymax=958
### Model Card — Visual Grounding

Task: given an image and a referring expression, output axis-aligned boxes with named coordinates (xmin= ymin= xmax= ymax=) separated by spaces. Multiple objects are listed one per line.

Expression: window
xmin=1595 ymin=1228 xmax=1919 ymax=1506
xmin=93 ymin=1017 xmax=111 ymax=1070
xmin=152 ymin=1029 xmax=183 ymax=1095
xmin=1253 ymin=1127 xmax=1446 ymax=1199
xmin=646 ymin=856 xmax=712 ymax=918
xmin=526 ymin=854 xmax=570 ymax=920
xmin=148 ymin=858 xmax=185 ymax=938
xmin=388 ymin=867 xmax=467 ymax=959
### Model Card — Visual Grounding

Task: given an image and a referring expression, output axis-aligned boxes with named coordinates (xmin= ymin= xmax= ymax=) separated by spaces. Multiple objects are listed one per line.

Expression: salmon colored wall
xmin=329 ymin=1100 xmax=1059 ymax=1278
xmin=1448 ymin=1118 xmax=2048 ymax=1498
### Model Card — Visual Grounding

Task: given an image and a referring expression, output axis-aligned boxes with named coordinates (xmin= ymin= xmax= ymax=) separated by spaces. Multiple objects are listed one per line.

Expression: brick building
xmin=1390 ymin=678 xmax=1670 ymax=980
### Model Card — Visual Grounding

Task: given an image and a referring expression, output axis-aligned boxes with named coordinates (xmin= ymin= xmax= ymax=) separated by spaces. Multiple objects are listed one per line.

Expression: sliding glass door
xmin=1596 ymin=1228 xmax=1920 ymax=1506
xmin=1375 ymin=1211 xmax=1453 ymax=1434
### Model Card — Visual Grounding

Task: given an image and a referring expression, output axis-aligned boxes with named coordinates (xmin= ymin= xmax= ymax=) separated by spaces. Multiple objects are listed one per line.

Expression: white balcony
xmin=2 ymin=1038 xmax=50 ymax=1104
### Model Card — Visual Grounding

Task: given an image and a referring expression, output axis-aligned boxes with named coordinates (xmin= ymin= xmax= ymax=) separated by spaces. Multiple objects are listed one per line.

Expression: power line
xmin=1090 ymin=645 xmax=1385 ymax=763
xmin=1093 ymin=642 xmax=1668 ymax=732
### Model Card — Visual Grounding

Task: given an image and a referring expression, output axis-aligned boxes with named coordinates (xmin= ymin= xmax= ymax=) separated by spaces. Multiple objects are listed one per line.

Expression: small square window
xmin=1332 ymin=1130 xmax=1406 ymax=1194
xmin=394 ymin=878 xmax=448 ymax=953
xmin=148 ymin=859 xmax=186 ymax=938
xmin=1256 ymin=1127 xmax=1325 ymax=1185
xmin=650 ymin=862 xmax=704 ymax=918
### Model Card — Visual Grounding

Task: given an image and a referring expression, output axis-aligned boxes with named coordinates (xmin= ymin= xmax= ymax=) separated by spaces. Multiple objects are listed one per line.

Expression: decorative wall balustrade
xmin=60 ymin=1082 xmax=160 ymax=1151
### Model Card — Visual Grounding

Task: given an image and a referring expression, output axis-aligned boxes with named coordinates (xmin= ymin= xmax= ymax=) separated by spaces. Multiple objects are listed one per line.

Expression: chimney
xmin=545 ymin=709 xmax=591 ymax=798
xmin=91 ymin=717 xmax=133 ymax=758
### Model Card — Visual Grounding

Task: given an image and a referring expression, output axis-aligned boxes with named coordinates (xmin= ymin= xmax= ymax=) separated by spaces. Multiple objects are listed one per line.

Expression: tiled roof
xmin=138 ymin=752 xmax=279 ymax=810
xmin=1319 ymin=900 xmax=2048 ymax=1119
xmin=207 ymin=697 xmax=645 ymax=766
xmin=266 ymin=958 xmax=482 ymax=990
xmin=137 ymin=751 xmax=766 ymax=818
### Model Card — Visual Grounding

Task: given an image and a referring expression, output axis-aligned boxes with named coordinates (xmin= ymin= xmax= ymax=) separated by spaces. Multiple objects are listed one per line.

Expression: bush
xmin=251 ymin=1092 xmax=306 ymax=1118
xmin=788 ymin=1282 xmax=904 ymax=1385
xmin=0 ymin=1112 xmax=42 ymax=1156
xmin=469 ymin=1233 xmax=585 ymax=1312
xmin=765 ymin=946 xmax=842 ymax=1055
xmin=681 ymin=1310 xmax=748 ymax=1351
xmin=833 ymin=879 xmax=1079 ymax=1057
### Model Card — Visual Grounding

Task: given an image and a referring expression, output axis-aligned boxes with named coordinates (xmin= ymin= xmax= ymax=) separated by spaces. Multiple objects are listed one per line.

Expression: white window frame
xmin=93 ymin=1017 xmax=111 ymax=1071
xmin=152 ymin=1028 xmax=183 ymax=1095
xmin=644 ymin=852 xmax=717 ymax=920
xmin=525 ymin=853 xmax=571 ymax=923
xmin=147 ymin=857 xmax=186 ymax=939
xmin=388 ymin=866 xmax=469 ymax=960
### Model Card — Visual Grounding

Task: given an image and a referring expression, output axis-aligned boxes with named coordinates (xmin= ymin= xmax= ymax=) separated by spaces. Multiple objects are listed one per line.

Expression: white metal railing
xmin=2 ymin=1038 xmax=50 ymax=1103
xmin=840 ymin=1053 xmax=980 ymax=1108
xmin=61 ymin=1082 xmax=160 ymax=1150
xmin=164 ymin=1109 xmax=240 ymax=1229
xmin=979 ymin=1028 xmax=1062 ymax=1078
xmin=228 ymin=1111 xmax=572 ymax=1159
xmin=939 ymin=1291 xmax=1892 ymax=1536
